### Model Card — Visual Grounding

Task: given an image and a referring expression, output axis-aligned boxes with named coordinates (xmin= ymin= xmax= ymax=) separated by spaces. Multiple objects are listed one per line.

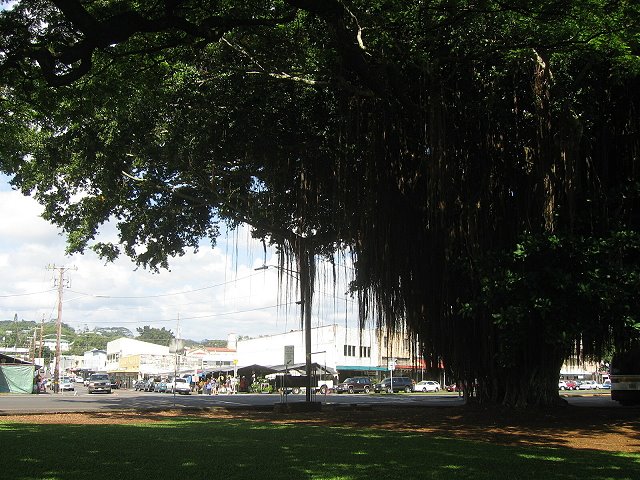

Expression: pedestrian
xmin=212 ymin=378 xmax=218 ymax=395
xmin=205 ymin=379 xmax=212 ymax=395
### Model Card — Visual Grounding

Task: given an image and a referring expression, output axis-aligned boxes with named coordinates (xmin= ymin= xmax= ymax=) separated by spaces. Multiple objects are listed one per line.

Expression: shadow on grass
xmin=1 ymin=416 xmax=638 ymax=480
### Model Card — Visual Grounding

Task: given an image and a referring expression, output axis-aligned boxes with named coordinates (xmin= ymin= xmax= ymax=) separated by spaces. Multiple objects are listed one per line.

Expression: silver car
xmin=87 ymin=373 xmax=112 ymax=394
xmin=59 ymin=376 xmax=75 ymax=391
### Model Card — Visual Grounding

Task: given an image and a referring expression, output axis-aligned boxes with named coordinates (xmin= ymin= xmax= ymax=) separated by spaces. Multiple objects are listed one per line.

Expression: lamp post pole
xmin=256 ymin=262 xmax=313 ymax=402
xmin=303 ymin=285 xmax=312 ymax=403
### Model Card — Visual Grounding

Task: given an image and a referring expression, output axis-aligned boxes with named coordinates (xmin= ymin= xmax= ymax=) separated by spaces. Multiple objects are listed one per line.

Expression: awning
xmin=198 ymin=364 xmax=278 ymax=376
xmin=336 ymin=365 xmax=388 ymax=372
xmin=269 ymin=362 xmax=336 ymax=375
xmin=238 ymin=364 xmax=279 ymax=376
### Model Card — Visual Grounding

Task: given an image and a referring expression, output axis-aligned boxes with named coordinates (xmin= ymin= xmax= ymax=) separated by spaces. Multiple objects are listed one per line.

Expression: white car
xmin=413 ymin=380 xmax=441 ymax=392
xmin=59 ymin=376 xmax=75 ymax=391
xmin=577 ymin=380 xmax=598 ymax=390
xmin=172 ymin=377 xmax=191 ymax=394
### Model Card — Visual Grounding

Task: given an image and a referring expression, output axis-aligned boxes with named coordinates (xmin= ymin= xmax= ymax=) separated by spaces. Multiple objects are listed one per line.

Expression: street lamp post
xmin=304 ymin=290 xmax=312 ymax=402
xmin=256 ymin=264 xmax=313 ymax=402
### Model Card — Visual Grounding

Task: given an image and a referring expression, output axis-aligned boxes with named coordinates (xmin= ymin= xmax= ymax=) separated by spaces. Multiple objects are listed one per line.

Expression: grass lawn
xmin=1 ymin=414 xmax=638 ymax=480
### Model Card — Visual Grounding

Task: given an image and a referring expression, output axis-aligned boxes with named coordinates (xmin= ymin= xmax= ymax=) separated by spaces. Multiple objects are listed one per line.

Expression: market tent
xmin=0 ymin=354 xmax=36 ymax=394
xmin=199 ymin=364 xmax=279 ymax=378
xmin=269 ymin=362 xmax=337 ymax=376
xmin=237 ymin=364 xmax=278 ymax=377
xmin=198 ymin=366 xmax=235 ymax=376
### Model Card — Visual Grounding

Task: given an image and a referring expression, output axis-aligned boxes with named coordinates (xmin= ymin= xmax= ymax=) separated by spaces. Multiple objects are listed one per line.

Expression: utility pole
xmin=39 ymin=315 xmax=44 ymax=360
xmin=47 ymin=264 xmax=77 ymax=393
xmin=30 ymin=329 xmax=36 ymax=362
xmin=13 ymin=313 xmax=18 ymax=356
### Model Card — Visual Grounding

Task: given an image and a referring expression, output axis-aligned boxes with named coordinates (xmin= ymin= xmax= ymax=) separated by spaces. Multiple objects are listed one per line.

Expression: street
xmin=0 ymin=388 xmax=619 ymax=415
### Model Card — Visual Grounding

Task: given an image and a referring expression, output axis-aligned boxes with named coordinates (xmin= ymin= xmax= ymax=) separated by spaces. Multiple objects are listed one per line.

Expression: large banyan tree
xmin=1 ymin=1 xmax=639 ymax=406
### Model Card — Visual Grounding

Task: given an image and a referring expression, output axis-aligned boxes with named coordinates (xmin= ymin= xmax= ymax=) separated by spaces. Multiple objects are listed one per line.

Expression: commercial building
xmin=105 ymin=337 xmax=201 ymax=387
xmin=235 ymin=324 xmax=421 ymax=381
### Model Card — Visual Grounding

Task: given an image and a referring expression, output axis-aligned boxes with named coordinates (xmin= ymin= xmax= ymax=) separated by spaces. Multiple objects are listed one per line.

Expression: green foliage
xmin=250 ymin=379 xmax=273 ymax=393
xmin=475 ymin=231 xmax=640 ymax=357
xmin=0 ymin=319 xmax=134 ymax=355
xmin=135 ymin=326 xmax=175 ymax=346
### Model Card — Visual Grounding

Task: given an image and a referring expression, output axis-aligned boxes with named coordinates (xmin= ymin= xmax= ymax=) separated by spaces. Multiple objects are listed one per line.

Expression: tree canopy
xmin=1 ymin=0 xmax=639 ymax=406
xmin=135 ymin=325 xmax=175 ymax=346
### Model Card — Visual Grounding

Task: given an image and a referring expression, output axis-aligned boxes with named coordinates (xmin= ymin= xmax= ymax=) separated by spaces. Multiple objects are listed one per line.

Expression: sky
xmin=0 ymin=177 xmax=360 ymax=342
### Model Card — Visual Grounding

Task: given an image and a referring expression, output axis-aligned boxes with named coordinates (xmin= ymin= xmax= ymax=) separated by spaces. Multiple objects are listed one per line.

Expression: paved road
xmin=0 ymin=387 xmax=619 ymax=414
xmin=0 ymin=388 xmax=463 ymax=414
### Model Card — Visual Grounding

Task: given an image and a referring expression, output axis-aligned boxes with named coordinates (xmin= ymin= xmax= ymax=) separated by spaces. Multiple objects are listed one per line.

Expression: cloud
xmin=0 ymin=183 xmax=359 ymax=342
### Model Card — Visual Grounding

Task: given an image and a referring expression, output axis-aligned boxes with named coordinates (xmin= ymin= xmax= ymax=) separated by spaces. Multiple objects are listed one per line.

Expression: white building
xmin=42 ymin=335 xmax=71 ymax=352
xmin=83 ymin=349 xmax=107 ymax=373
xmin=560 ymin=355 xmax=604 ymax=381
xmin=106 ymin=337 xmax=201 ymax=387
xmin=236 ymin=324 xmax=387 ymax=379
xmin=47 ymin=354 xmax=84 ymax=377
xmin=106 ymin=337 xmax=170 ymax=368
xmin=185 ymin=343 xmax=237 ymax=371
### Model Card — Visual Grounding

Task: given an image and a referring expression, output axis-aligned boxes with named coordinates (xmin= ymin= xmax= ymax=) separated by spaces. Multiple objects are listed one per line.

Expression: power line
xmin=73 ymin=301 xmax=302 ymax=325
xmin=65 ymin=271 xmax=266 ymax=299
xmin=0 ymin=288 xmax=56 ymax=298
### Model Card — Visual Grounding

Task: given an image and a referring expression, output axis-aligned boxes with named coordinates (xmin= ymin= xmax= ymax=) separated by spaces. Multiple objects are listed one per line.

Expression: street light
xmin=256 ymin=264 xmax=313 ymax=402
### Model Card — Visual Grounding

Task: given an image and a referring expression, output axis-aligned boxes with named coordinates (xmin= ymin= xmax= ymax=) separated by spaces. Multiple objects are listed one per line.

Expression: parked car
xmin=559 ymin=380 xmax=578 ymax=390
xmin=374 ymin=377 xmax=414 ymax=393
xmin=133 ymin=380 xmax=146 ymax=391
xmin=59 ymin=376 xmax=75 ymax=391
xmin=445 ymin=383 xmax=461 ymax=392
xmin=413 ymin=380 xmax=440 ymax=392
xmin=172 ymin=377 xmax=192 ymax=394
xmin=144 ymin=379 xmax=156 ymax=391
xmin=165 ymin=378 xmax=175 ymax=393
xmin=336 ymin=377 xmax=373 ymax=394
xmin=87 ymin=373 xmax=112 ymax=394
xmin=154 ymin=380 xmax=168 ymax=393
xmin=578 ymin=380 xmax=598 ymax=390
xmin=601 ymin=379 xmax=611 ymax=389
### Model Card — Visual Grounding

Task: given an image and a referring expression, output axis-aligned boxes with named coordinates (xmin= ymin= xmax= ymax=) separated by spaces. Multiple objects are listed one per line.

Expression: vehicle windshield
xmin=91 ymin=374 xmax=109 ymax=381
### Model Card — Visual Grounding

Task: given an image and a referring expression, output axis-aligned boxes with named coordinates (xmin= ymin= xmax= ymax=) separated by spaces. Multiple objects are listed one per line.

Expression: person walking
xmin=212 ymin=378 xmax=218 ymax=395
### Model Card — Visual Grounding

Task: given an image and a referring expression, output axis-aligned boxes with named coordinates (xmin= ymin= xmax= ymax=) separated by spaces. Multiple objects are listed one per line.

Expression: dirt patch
xmin=3 ymin=404 xmax=639 ymax=453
